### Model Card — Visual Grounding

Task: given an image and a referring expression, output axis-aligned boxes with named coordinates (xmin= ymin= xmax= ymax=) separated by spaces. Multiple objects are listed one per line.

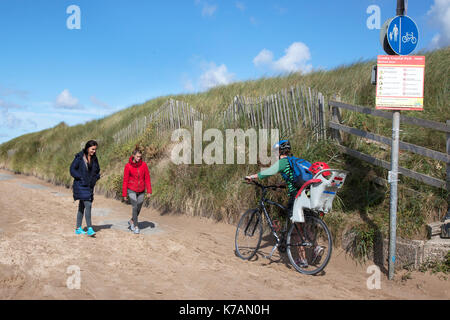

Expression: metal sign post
xmin=378 ymin=0 xmax=420 ymax=280
xmin=386 ymin=0 xmax=405 ymax=282
xmin=388 ymin=111 xmax=400 ymax=280
xmin=388 ymin=0 xmax=406 ymax=281
xmin=376 ymin=54 xmax=425 ymax=280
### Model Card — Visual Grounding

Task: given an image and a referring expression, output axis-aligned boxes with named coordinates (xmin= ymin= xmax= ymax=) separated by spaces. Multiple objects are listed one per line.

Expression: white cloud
xmin=195 ymin=0 xmax=217 ymax=17
xmin=0 ymin=85 xmax=29 ymax=99
xmin=90 ymin=96 xmax=111 ymax=109
xmin=430 ymin=34 xmax=442 ymax=48
xmin=0 ymin=102 xmax=122 ymax=143
xmin=0 ymin=108 xmax=22 ymax=129
xmin=182 ymin=78 xmax=195 ymax=92
xmin=199 ymin=62 xmax=234 ymax=90
xmin=55 ymin=89 xmax=81 ymax=109
xmin=0 ymin=99 xmax=24 ymax=110
xmin=0 ymin=99 xmax=34 ymax=131
xmin=181 ymin=72 xmax=196 ymax=92
xmin=427 ymin=0 xmax=450 ymax=48
xmin=274 ymin=42 xmax=312 ymax=73
xmin=253 ymin=42 xmax=313 ymax=74
xmin=5 ymin=114 xmax=22 ymax=129
xmin=26 ymin=119 xmax=37 ymax=129
xmin=253 ymin=49 xmax=274 ymax=67
xmin=236 ymin=1 xmax=246 ymax=11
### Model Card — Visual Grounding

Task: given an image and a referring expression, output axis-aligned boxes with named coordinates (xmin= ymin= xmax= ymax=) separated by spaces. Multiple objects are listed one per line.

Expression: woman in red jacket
xmin=122 ymin=148 xmax=152 ymax=234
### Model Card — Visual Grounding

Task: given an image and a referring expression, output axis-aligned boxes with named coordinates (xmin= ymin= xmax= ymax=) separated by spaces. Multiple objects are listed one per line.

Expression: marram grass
xmin=0 ymin=47 xmax=448 ymax=251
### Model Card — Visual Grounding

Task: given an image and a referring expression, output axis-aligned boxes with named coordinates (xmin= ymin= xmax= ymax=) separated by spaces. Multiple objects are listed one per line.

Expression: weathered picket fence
xmin=113 ymin=99 xmax=206 ymax=144
xmin=113 ymin=85 xmax=326 ymax=144
xmin=223 ymin=86 xmax=326 ymax=140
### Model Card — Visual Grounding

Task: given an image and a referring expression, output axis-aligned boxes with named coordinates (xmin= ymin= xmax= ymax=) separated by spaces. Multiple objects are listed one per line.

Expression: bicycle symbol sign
xmin=402 ymin=32 xmax=417 ymax=44
xmin=387 ymin=15 xmax=419 ymax=55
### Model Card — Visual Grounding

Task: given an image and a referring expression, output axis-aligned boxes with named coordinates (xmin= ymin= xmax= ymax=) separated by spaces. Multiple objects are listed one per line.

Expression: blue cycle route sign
xmin=387 ymin=15 xmax=419 ymax=55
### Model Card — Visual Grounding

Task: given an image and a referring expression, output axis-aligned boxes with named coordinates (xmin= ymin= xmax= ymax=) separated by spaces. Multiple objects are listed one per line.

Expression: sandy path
xmin=0 ymin=169 xmax=448 ymax=300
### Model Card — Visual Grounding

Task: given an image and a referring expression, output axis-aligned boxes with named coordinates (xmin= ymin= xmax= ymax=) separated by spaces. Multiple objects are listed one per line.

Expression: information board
xmin=376 ymin=55 xmax=425 ymax=111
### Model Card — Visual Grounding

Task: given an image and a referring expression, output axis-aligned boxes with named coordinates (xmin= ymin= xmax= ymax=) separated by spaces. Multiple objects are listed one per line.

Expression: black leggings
xmin=76 ymin=200 xmax=92 ymax=229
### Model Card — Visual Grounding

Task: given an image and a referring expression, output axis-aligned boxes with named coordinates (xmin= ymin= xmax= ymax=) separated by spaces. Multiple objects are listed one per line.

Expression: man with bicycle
xmin=245 ymin=140 xmax=323 ymax=268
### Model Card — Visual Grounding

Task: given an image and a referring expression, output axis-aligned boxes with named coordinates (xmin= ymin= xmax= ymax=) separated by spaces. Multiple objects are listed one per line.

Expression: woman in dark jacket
xmin=70 ymin=140 xmax=101 ymax=236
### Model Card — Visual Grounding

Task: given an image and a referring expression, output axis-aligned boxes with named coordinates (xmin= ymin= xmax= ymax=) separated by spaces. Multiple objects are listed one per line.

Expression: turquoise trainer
xmin=87 ymin=227 xmax=96 ymax=236
xmin=75 ymin=227 xmax=86 ymax=235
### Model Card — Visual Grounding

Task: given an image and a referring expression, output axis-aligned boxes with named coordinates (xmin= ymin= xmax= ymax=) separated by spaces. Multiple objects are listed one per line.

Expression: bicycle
xmin=235 ymin=179 xmax=333 ymax=275
xmin=402 ymin=32 xmax=417 ymax=44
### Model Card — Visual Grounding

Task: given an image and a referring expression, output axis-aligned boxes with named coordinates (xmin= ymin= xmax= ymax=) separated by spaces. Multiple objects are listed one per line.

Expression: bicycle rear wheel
xmin=287 ymin=215 xmax=332 ymax=275
xmin=235 ymin=208 xmax=263 ymax=260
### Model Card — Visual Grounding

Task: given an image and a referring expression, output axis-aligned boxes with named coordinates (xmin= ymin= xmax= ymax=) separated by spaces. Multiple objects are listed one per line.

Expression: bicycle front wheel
xmin=235 ymin=208 xmax=263 ymax=260
xmin=287 ymin=215 xmax=332 ymax=275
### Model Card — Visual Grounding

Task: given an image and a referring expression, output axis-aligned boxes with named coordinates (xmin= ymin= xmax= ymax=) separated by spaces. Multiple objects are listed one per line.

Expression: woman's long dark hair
xmin=83 ymin=140 xmax=98 ymax=156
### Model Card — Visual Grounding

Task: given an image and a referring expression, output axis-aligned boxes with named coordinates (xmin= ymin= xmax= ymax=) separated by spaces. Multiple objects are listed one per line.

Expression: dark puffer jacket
xmin=70 ymin=151 xmax=101 ymax=201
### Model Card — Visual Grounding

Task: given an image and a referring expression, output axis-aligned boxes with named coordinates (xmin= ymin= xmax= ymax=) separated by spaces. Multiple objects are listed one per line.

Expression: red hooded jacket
xmin=122 ymin=156 xmax=152 ymax=197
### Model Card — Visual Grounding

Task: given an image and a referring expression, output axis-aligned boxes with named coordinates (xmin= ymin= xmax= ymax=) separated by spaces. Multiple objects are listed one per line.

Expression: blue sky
xmin=0 ymin=0 xmax=448 ymax=144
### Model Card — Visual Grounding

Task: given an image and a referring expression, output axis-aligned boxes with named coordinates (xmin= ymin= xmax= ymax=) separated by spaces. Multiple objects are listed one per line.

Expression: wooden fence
xmin=223 ymin=86 xmax=326 ymax=140
xmin=113 ymin=85 xmax=326 ymax=143
xmin=113 ymin=99 xmax=206 ymax=144
xmin=328 ymin=100 xmax=450 ymax=191
xmin=112 ymin=90 xmax=449 ymax=192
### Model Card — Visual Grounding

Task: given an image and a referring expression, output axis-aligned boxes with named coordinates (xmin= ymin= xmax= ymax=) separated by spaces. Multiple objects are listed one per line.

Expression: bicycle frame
xmin=246 ymin=180 xmax=304 ymax=259
xmin=239 ymin=180 xmax=334 ymax=273
xmin=258 ymin=190 xmax=287 ymax=246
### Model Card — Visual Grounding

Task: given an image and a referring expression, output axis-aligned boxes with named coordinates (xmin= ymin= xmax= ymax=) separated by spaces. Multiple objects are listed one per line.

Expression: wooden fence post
xmin=233 ymin=96 xmax=237 ymax=124
xmin=275 ymin=94 xmax=283 ymax=132
xmin=323 ymin=93 xmax=327 ymax=140
xmin=313 ymin=89 xmax=319 ymax=141
xmin=280 ymin=92 xmax=288 ymax=133
xmin=283 ymin=89 xmax=292 ymax=134
xmin=175 ymin=100 xmax=179 ymax=129
xmin=277 ymin=93 xmax=284 ymax=132
xmin=446 ymin=120 xmax=450 ymax=217
xmin=270 ymin=95 xmax=276 ymax=129
xmin=256 ymin=97 xmax=260 ymax=129
xmin=291 ymin=87 xmax=299 ymax=128
xmin=318 ymin=93 xmax=326 ymax=140
xmin=330 ymin=94 xmax=343 ymax=144
xmin=304 ymin=87 xmax=311 ymax=129
xmin=264 ymin=98 xmax=267 ymax=129
xmin=297 ymin=86 xmax=305 ymax=127
xmin=252 ymin=98 xmax=255 ymax=128
xmin=283 ymin=91 xmax=288 ymax=133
